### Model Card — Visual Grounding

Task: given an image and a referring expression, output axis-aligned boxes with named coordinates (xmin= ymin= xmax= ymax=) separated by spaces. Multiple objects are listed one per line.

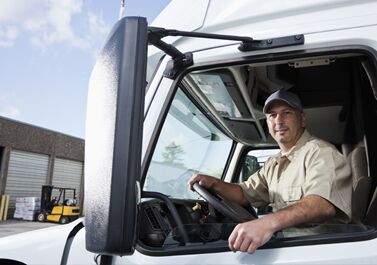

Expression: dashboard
xmin=138 ymin=197 xmax=234 ymax=248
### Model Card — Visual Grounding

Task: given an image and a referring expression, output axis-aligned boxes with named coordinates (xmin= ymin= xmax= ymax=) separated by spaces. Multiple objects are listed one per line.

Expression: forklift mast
xmin=40 ymin=185 xmax=77 ymax=212
xmin=40 ymin=185 xmax=54 ymax=212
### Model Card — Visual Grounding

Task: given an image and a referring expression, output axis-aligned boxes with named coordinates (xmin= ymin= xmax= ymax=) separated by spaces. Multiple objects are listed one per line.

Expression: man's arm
xmin=228 ymin=194 xmax=336 ymax=253
xmin=188 ymin=174 xmax=248 ymax=205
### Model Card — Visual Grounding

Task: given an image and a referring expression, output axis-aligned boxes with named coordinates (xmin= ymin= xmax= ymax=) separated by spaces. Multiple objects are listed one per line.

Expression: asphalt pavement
xmin=0 ymin=219 xmax=58 ymax=238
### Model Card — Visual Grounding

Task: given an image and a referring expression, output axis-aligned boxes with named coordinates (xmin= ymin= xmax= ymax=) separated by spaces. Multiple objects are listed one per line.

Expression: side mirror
xmin=84 ymin=17 xmax=148 ymax=256
xmin=241 ymin=155 xmax=260 ymax=182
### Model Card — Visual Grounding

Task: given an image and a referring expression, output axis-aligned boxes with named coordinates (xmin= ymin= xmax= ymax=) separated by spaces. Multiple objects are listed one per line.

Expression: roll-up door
xmin=52 ymin=158 xmax=83 ymax=204
xmin=5 ymin=149 xmax=49 ymax=210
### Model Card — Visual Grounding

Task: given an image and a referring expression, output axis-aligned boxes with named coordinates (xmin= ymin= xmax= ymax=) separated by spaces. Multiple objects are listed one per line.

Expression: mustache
xmin=274 ymin=125 xmax=288 ymax=131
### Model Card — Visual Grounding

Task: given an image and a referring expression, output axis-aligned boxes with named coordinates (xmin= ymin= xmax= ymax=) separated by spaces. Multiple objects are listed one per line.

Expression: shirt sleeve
xmin=239 ymin=160 xmax=271 ymax=208
xmin=303 ymin=143 xmax=352 ymax=223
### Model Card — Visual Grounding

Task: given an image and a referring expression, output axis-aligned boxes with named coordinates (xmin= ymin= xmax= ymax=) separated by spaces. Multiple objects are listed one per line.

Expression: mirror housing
xmin=84 ymin=17 xmax=147 ymax=256
xmin=241 ymin=155 xmax=260 ymax=182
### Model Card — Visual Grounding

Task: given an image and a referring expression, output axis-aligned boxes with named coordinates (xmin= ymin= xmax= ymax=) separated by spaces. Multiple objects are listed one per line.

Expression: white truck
xmin=1 ymin=0 xmax=377 ymax=264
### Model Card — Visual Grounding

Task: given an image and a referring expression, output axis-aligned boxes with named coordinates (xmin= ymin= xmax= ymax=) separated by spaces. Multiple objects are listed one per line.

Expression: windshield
xmin=144 ymin=88 xmax=233 ymax=199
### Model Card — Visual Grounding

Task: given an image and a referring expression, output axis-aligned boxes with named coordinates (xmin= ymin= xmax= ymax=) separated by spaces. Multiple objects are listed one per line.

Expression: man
xmin=188 ymin=90 xmax=352 ymax=254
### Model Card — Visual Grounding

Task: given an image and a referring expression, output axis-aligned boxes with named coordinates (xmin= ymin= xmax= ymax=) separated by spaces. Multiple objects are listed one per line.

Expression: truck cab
xmin=2 ymin=1 xmax=377 ymax=264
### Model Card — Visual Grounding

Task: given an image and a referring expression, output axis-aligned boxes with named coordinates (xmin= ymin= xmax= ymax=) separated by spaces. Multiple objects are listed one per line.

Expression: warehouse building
xmin=0 ymin=116 xmax=84 ymax=218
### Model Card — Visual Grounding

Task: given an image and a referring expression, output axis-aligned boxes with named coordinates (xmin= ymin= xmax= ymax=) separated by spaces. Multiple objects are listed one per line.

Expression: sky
xmin=0 ymin=0 xmax=171 ymax=139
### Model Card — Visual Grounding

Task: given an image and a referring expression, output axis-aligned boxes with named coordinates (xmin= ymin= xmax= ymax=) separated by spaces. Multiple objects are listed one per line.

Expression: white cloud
xmin=0 ymin=0 xmax=111 ymax=51
xmin=86 ymin=12 xmax=111 ymax=57
xmin=29 ymin=0 xmax=88 ymax=48
xmin=0 ymin=0 xmax=41 ymax=23
xmin=0 ymin=25 xmax=19 ymax=47
xmin=0 ymin=106 xmax=21 ymax=119
xmin=88 ymin=12 xmax=110 ymax=37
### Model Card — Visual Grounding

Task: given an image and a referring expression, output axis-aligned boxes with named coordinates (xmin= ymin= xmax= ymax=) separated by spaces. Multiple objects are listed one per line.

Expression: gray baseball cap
xmin=263 ymin=90 xmax=302 ymax=114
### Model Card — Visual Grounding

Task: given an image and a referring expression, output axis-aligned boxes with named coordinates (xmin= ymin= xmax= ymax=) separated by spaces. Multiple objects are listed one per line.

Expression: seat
xmin=347 ymin=143 xmax=371 ymax=223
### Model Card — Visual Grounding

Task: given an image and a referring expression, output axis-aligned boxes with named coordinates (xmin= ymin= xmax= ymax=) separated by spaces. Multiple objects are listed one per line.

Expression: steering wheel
xmin=192 ymin=182 xmax=257 ymax=223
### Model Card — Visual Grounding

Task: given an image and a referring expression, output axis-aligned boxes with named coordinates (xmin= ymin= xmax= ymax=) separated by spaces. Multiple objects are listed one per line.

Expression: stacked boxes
xmin=13 ymin=197 xmax=41 ymax=221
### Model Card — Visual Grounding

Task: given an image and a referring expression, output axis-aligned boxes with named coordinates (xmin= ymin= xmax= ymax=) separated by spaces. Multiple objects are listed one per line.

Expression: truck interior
xmin=137 ymin=49 xmax=377 ymax=255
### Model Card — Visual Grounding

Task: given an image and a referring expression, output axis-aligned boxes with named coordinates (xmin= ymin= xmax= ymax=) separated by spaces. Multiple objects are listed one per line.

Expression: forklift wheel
xmin=60 ymin=216 xmax=69 ymax=224
xmin=37 ymin=213 xmax=46 ymax=222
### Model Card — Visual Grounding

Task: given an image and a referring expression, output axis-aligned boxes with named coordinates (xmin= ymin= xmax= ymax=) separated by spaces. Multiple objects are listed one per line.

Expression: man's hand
xmin=228 ymin=195 xmax=336 ymax=253
xmin=188 ymin=173 xmax=219 ymax=191
xmin=228 ymin=218 xmax=275 ymax=254
xmin=188 ymin=173 xmax=249 ymax=205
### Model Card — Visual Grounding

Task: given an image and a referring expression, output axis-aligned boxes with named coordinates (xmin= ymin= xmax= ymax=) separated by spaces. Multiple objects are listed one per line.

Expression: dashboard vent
xmin=145 ymin=207 xmax=161 ymax=230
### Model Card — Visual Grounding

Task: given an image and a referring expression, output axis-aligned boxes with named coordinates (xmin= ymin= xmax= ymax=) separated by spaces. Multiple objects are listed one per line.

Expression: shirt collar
xmin=272 ymin=129 xmax=311 ymax=164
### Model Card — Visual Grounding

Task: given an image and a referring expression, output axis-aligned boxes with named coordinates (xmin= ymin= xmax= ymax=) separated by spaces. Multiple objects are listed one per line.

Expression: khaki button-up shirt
xmin=239 ymin=130 xmax=352 ymax=223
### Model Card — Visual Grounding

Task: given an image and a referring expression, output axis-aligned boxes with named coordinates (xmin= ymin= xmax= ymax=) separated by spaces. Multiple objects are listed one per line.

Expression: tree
xmin=162 ymin=141 xmax=185 ymax=166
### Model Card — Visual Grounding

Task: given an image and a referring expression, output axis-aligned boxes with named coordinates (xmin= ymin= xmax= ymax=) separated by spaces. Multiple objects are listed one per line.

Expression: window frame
xmin=137 ymin=45 xmax=377 ymax=256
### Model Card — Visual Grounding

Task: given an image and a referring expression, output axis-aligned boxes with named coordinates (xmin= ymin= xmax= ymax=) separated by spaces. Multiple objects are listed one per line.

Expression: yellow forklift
xmin=37 ymin=185 xmax=80 ymax=224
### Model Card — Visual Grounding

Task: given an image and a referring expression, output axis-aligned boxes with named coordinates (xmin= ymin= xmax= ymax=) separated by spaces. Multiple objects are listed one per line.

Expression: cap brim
xmin=263 ymin=99 xmax=301 ymax=114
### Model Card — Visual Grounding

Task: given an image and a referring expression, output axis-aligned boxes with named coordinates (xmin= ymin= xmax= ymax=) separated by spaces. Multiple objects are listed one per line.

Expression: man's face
xmin=266 ymin=101 xmax=306 ymax=151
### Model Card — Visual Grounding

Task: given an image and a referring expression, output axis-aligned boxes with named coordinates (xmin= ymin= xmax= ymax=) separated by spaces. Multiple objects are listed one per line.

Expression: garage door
xmin=5 ymin=149 xmax=49 ymax=210
xmin=52 ymin=158 xmax=83 ymax=204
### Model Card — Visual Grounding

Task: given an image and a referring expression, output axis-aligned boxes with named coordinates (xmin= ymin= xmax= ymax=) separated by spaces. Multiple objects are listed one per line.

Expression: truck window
xmin=238 ymin=149 xmax=280 ymax=183
xmin=144 ymin=88 xmax=233 ymax=199
xmin=146 ymin=51 xmax=164 ymax=89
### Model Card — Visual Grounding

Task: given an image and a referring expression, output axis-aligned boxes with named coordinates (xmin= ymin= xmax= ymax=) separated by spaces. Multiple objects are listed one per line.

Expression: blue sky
xmin=0 ymin=0 xmax=171 ymax=139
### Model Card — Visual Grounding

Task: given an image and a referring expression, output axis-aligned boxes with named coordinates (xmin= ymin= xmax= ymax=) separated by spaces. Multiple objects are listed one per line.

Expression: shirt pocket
xmin=281 ymin=186 xmax=303 ymax=202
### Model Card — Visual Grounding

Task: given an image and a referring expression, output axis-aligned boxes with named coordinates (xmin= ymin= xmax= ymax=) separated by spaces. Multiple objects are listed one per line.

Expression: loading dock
xmin=0 ymin=116 xmax=84 ymax=218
